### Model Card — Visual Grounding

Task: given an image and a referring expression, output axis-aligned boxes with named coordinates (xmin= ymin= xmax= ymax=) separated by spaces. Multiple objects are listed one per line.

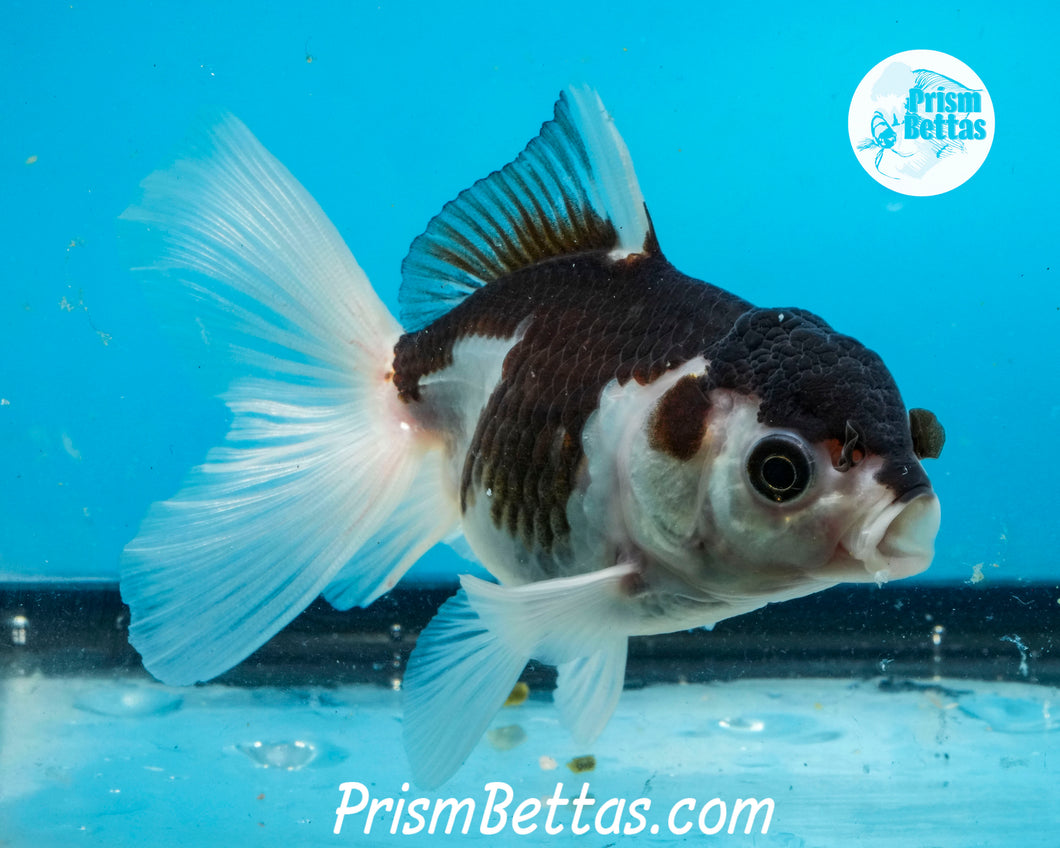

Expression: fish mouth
xmin=838 ymin=486 xmax=941 ymax=582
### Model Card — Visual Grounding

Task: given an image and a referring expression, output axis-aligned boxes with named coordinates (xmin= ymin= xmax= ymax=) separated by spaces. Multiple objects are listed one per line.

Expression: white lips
xmin=843 ymin=490 xmax=942 ymax=581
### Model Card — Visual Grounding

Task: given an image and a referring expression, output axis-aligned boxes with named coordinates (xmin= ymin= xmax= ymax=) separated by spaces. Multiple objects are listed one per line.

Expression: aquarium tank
xmin=1 ymin=2 xmax=1056 ymax=846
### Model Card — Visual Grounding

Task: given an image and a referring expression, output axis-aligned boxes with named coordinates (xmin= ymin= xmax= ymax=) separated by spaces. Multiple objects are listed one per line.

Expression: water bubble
xmin=718 ymin=716 xmax=766 ymax=733
xmin=74 ymin=685 xmax=183 ymax=717
xmin=9 ymin=614 xmax=28 ymax=646
xmin=931 ymin=624 xmax=945 ymax=679
xmin=237 ymin=740 xmax=318 ymax=770
xmin=714 ymin=713 xmax=841 ymax=744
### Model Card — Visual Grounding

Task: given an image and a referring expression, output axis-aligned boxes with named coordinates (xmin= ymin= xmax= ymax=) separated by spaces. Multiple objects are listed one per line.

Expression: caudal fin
xmin=120 ymin=116 xmax=455 ymax=686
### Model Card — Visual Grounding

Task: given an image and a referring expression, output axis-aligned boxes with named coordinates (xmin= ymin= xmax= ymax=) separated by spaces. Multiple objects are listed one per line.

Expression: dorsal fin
xmin=399 ymin=85 xmax=653 ymax=331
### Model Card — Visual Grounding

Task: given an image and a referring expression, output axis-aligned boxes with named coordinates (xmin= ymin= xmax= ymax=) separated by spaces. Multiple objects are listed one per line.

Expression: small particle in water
xmin=969 ymin=563 xmax=984 ymax=584
xmin=257 ymin=793 xmax=265 ymax=800
xmin=25 ymin=154 xmax=37 ymax=165
xmin=878 ymin=658 xmax=893 ymax=673
xmin=567 ymin=755 xmax=596 ymax=774
xmin=62 ymin=432 xmax=82 ymax=461
xmin=1 ymin=398 xmax=9 ymax=406
xmin=486 ymin=724 xmax=527 ymax=751
xmin=504 ymin=681 xmax=529 ymax=707
xmin=539 ymin=755 xmax=557 ymax=771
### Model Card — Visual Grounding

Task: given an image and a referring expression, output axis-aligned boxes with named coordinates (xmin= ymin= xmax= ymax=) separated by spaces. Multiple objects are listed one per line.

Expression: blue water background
xmin=2 ymin=0 xmax=1056 ymax=584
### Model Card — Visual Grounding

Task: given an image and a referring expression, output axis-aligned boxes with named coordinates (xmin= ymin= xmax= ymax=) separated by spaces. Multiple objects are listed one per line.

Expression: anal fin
xmin=402 ymin=564 xmax=637 ymax=788
xmin=555 ymin=640 xmax=629 ymax=746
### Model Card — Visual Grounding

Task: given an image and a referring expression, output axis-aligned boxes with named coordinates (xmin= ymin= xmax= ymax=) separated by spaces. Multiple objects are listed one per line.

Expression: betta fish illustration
xmin=120 ymin=87 xmax=945 ymax=788
xmin=857 ymin=110 xmax=914 ymax=176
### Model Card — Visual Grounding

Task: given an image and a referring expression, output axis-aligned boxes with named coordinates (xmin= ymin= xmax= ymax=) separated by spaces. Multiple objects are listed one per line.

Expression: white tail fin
xmin=120 ymin=116 xmax=452 ymax=685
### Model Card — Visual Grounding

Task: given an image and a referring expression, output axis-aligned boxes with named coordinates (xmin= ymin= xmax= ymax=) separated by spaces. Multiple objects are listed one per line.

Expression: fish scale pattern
xmin=393 ymin=250 xmax=749 ymax=563
xmin=706 ymin=307 xmax=928 ymax=494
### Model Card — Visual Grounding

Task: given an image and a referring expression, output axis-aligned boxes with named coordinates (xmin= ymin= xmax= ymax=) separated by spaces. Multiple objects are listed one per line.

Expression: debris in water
xmin=504 ymin=682 xmax=529 ymax=707
xmin=486 ymin=724 xmax=527 ymax=751
xmin=567 ymin=755 xmax=596 ymax=774
xmin=1000 ymin=634 xmax=1030 ymax=678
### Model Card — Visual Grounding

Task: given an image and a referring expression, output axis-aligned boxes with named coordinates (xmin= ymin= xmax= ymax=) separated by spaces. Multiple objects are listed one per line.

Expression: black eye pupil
xmin=761 ymin=454 xmax=797 ymax=491
xmin=747 ymin=435 xmax=814 ymax=503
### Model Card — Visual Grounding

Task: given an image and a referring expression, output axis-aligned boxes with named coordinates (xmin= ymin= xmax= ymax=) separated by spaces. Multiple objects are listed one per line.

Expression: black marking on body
xmin=649 ymin=374 xmax=712 ymax=461
xmin=393 ymin=250 xmax=749 ymax=560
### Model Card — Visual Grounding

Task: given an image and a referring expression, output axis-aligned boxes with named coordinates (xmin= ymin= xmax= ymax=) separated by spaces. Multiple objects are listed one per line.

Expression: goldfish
xmin=120 ymin=86 xmax=944 ymax=788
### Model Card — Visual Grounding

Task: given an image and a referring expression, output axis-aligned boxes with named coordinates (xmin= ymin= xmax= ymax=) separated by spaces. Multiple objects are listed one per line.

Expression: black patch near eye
xmin=909 ymin=408 xmax=945 ymax=459
xmin=648 ymin=374 xmax=711 ymax=461
xmin=747 ymin=434 xmax=815 ymax=503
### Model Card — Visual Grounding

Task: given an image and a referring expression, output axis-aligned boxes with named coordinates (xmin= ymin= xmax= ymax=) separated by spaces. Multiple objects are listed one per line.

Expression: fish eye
xmin=746 ymin=434 xmax=815 ymax=504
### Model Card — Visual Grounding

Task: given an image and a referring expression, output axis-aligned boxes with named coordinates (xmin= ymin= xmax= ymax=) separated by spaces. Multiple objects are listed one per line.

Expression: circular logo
xmin=848 ymin=50 xmax=994 ymax=196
